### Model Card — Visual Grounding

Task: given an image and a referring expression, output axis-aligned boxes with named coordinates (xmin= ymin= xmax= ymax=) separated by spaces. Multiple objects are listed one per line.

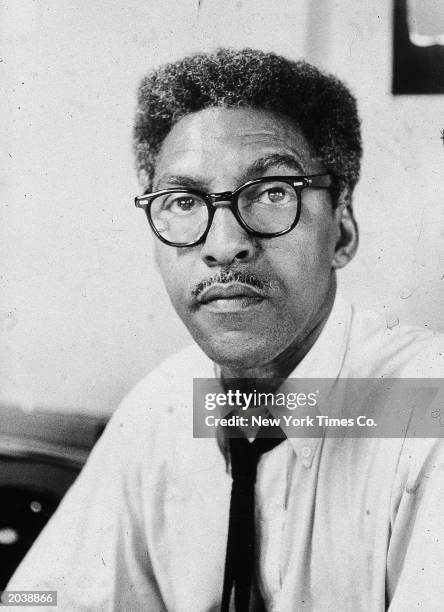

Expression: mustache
xmin=191 ymin=269 xmax=277 ymax=299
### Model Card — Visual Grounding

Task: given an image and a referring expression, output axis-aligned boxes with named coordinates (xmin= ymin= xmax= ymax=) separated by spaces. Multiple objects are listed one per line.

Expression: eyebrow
xmin=238 ymin=153 xmax=306 ymax=182
xmin=154 ymin=174 xmax=206 ymax=191
xmin=153 ymin=153 xmax=306 ymax=192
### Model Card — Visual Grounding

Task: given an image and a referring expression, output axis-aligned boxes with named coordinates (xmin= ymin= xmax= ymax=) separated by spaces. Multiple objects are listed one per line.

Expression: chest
xmin=145 ymin=439 xmax=401 ymax=611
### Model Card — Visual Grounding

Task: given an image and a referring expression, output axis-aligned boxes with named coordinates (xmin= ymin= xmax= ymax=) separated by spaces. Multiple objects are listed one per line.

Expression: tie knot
xmin=228 ymin=425 xmax=285 ymax=481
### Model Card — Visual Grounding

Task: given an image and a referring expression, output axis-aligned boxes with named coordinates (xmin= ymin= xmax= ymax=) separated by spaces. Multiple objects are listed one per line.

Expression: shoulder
xmin=391 ymin=437 xmax=444 ymax=526
xmin=119 ymin=342 xmax=214 ymax=413
xmin=104 ymin=342 xmax=215 ymax=449
xmin=344 ymin=301 xmax=444 ymax=377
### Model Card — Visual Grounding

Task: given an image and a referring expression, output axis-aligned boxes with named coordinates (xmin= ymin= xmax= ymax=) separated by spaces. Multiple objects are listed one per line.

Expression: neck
xmin=219 ymin=279 xmax=336 ymax=385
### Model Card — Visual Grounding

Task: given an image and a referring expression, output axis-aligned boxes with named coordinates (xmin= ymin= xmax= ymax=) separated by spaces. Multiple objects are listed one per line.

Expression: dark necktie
xmin=221 ymin=426 xmax=285 ymax=611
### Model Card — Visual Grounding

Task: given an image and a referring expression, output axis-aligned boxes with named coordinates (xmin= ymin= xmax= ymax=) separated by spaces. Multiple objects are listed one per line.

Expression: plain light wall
xmin=1 ymin=0 xmax=443 ymax=416
xmin=311 ymin=0 xmax=444 ymax=335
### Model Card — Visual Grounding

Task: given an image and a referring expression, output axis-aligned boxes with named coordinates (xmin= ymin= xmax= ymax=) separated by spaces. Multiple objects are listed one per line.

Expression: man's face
xmin=152 ymin=107 xmax=345 ymax=369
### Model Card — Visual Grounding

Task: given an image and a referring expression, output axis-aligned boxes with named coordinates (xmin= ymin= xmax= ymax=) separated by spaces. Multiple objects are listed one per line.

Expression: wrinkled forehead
xmin=153 ymin=107 xmax=323 ymax=189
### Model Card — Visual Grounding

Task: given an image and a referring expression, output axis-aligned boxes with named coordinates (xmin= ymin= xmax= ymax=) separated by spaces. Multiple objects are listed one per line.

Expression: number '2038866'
xmin=0 ymin=591 xmax=57 ymax=606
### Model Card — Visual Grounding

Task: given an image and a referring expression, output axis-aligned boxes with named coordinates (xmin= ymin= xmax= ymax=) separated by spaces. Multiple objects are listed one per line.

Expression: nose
xmin=200 ymin=205 xmax=257 ymax=267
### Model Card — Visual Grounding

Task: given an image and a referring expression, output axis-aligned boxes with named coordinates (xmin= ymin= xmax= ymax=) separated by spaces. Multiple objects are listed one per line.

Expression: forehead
xmin=154 ymin=107 xmax=321 ymax=186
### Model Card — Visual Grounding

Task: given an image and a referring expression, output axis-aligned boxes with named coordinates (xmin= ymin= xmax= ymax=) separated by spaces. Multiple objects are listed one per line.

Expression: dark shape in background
xmin=393 ymin=0 xmax=444 ymax=94
xmin=0 ymin=406 xmax=107 ymax=588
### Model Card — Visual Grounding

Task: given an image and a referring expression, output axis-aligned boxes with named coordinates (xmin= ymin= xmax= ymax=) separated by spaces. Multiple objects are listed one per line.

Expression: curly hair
xmin=133 ymin=48 xmax=362 ymax=206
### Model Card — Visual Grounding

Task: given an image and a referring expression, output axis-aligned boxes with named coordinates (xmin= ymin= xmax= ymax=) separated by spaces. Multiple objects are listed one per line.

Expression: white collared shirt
xmin=8 ymin=296 xmax=444 ymax=611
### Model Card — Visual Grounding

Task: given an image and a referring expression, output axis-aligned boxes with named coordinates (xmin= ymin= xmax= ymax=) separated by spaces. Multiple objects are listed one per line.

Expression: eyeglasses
xmin=134 ymin=174 xmax=332 ymax=247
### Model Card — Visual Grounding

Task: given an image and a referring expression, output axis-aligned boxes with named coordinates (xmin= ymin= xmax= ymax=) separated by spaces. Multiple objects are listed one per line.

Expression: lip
xmin=196 ymin=282 xmax=268 ymax=312
xmin=197 ymin=282 xmax=267 ymax=305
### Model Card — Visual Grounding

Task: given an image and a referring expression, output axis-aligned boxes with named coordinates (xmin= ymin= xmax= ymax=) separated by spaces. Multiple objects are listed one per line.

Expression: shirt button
xmin=301 ymin=445 xmax=312 ymax=468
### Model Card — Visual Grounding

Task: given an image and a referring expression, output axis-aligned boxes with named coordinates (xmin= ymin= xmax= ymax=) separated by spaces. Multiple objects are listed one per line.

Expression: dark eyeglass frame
xmin=134 ymin=173 xmax=332 ymax=247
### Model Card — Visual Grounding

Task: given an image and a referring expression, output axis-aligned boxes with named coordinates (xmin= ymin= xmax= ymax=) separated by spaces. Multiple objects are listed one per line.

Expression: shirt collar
xmin=214 ymin=292 xmax=353 ymax=467
xmin=288 ymin=292 xmax=352 ymax=379
xmin=284 ymin=292 xmax=352 ymax=461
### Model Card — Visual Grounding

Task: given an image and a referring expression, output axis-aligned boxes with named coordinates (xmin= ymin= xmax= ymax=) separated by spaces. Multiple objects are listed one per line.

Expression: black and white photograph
xmin=2 ymin=1 xmax=444 ymax=610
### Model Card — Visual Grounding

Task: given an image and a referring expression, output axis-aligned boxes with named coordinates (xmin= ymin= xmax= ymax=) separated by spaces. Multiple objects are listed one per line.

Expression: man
xmin=7 ymin=48 xmax=444 ymax=610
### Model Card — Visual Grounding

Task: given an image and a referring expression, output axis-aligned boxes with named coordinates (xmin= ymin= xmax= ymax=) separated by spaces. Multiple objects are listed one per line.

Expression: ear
xmin=332 ymin=192 xmax=359 ymax=270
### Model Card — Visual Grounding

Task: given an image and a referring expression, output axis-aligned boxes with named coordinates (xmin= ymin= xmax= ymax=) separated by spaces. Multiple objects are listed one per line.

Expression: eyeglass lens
xmin=150 ymin=180 xmax=300 ymax=244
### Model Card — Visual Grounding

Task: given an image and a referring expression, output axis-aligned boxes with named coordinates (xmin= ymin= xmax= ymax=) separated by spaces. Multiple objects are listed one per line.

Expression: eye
xmin=160 ymin=194 xmax=203 ymax=214
xmin=262 ymin=187 xmax=287 ymax=203
xmin=171 ymin=196 xmax=196 ymax=212
xmin=246 ymin=182 xmax=295 ymax=206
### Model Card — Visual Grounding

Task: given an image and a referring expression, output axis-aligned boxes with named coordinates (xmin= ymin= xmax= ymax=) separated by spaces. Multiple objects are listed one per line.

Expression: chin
xmin=193 ymin=329 xmax=277 ymax=370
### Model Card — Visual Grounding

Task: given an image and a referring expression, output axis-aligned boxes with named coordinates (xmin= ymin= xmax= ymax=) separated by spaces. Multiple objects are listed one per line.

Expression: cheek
xmin=154 ymin=244 xmax=196 ymax=312
xmin=155 ymin=244 xmax=181 ymax=298
xmin=267 ymin=220 xmax=336 ymax=287
xmin=297 ymin=193 xmax=338 ymax=258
